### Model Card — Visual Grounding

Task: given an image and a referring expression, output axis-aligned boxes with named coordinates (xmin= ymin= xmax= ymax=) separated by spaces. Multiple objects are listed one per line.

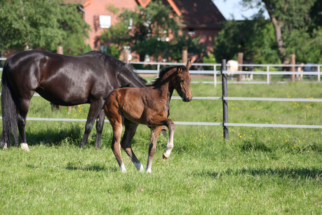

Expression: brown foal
xmin=104 ymin=60 xmax=192 ymax=173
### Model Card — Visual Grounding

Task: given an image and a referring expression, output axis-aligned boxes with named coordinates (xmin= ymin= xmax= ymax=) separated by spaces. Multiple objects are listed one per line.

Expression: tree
xmin=214 ymin=15 xmax=280 ymax=63
xmin=101 ymin=1 xmax=206 ymax=61
xmin=57 ymin=4 xmax=90 ymax=56
xmin=240 ymin=0 xmax=316 ymax=61
xmin=0 ymin=0 xmax=90 ymax=55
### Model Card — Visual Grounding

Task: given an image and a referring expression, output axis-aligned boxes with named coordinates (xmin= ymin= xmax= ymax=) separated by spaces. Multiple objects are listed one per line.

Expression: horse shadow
xmin=65 ymin=162 xmax=118 ymax=172
xmin=193 ymin=167 xmax=322 ymax=179
xmin=23 ymin=125 xmax=97 ymax=147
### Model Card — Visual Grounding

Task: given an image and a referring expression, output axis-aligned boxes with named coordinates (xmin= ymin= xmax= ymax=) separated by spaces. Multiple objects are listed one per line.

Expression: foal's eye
xmin=180 ymin=80 xmax=184 ymax=83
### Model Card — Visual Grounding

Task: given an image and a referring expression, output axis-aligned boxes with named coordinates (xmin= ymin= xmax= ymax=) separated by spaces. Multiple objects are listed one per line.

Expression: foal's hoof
xmin=163 ymin=154 xmax=168 ymax=161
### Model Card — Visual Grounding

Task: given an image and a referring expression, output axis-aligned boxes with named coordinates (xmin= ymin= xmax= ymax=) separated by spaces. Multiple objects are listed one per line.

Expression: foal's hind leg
xmin=95 ymin=109 xmax=105 ymax=149
xmin=80 ymin=99 xmax=104 ymax=148
xmin=146 ymin=126 xmax=162 ymax=173
xmin=121 ymin=119 xmax=143 ymax=172
xmin=109 ymin=116 xmax=126 ymax=172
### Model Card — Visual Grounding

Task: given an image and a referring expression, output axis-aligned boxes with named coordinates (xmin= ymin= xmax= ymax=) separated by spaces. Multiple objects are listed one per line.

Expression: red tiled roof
xmin=137 ymin=0 xmax=151 ymax=8
xmin=172 ymin=0 xmax=226 ymax=28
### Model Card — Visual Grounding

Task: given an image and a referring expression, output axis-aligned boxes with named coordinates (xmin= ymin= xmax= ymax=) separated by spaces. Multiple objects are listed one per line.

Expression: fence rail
xmin=0 ymin=58 xmax=322 ymax=139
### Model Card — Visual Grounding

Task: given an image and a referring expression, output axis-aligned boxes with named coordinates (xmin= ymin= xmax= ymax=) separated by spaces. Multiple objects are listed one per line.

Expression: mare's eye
xmin=180 ymin=80 xmax=184 ymax=83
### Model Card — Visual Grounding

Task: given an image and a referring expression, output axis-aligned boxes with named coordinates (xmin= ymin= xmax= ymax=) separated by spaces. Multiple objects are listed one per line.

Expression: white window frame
xmin=99 ymin=15 xmax=111 ymax=28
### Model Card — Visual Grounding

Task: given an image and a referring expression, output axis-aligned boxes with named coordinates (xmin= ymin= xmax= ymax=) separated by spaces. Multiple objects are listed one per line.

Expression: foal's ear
xmin=186 ymin=59 xmax=192 ymax=69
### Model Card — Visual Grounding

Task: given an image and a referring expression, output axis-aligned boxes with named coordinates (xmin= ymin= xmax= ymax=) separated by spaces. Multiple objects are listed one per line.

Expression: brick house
xmin=68 ymin=0 xmax=226 ymax=60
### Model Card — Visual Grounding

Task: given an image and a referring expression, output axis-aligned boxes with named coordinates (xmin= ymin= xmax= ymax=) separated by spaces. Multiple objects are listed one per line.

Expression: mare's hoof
xmin=163 ymin=154 xmax=168 ymax=161
xmin=1 ymin=143 xmax=7 ymax=149
xmin=21 ymin=143 xmax=30 ymax=152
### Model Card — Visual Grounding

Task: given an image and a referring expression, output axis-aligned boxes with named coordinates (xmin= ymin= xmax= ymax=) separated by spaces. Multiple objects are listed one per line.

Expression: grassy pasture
xmin=1 ymin=78 xmax=322 ymax=214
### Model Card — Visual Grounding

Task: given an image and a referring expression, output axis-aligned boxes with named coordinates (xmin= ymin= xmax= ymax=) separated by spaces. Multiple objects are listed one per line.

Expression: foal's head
xmin=171 ymin=60 xmax=192 ymax=102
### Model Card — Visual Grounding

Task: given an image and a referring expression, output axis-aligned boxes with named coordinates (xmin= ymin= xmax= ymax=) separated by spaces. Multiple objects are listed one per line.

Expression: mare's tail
xmin=1 ymin=58 xmax=18 ymax=147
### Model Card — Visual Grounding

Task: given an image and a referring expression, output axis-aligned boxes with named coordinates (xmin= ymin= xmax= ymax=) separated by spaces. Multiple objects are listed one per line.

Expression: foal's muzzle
xmin=182 ymin=95 xmax=192 ymax=102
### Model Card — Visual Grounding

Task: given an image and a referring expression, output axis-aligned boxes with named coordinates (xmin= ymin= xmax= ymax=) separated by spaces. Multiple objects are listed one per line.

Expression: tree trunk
xmin=263 ymin=0 xmax=286 ymax=62
xmin=271 ymin=16 xmax=285 ymax=62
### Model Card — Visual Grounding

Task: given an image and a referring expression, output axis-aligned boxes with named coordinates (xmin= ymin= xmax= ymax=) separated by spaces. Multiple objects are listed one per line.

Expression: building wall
xmin=83 ymin=0 xmax=138 ymax=50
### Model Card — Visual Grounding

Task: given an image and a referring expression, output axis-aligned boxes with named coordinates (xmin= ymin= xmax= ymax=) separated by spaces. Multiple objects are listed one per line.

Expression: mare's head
xmin=171 ymin=60 xmax=193 ymax=102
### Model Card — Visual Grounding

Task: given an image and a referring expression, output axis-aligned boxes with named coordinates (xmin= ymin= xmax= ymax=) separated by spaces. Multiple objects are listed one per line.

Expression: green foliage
xmin=106 ymin=4 xmax=120 ymax=15
xmin=241 ymin=0 xmax=316 ymax=31
xmin=0 ymin=0 xmax=64 ymax=51
xmin=81 ymin=44 xmax=92 ymax=54
xmin=0 ymin=0 xmax=90 ymax=55
xmin=216 ymin=0 xmax=322 ymax=63
xmin=101 ymin=1 xmax=205 ymax=61
xmin=169 ymin=35 xmax=207 ymax=62
xmin=284 ymin=27 xmax=322 ymax=63
xmin=57 ymin=4 xmax=90 ymax=56
xmin=214 ymin=17 xmax=280 ymax=63
xmin=239 ymin=0 xmax=318 ymax=61
xmin=308 ymin=0 xmax=322 ymax=33
xmin=106 ymin=45 xmax=120 ymax=59
xmin=203 ymin=53 xmax=216 ymax=64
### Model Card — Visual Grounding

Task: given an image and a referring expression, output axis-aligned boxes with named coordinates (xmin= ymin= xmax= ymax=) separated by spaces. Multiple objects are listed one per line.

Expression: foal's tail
xmin=1 ymin=58 xmax=18 ymax=147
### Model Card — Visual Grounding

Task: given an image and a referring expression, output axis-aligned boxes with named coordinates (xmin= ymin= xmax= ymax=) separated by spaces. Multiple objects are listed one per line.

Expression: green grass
xmin=1 ymin=81 xmax=322 ymax=214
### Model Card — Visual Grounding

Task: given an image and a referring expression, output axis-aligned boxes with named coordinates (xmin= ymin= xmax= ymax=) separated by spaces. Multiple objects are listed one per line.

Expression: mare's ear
xmin=177 ymin=67 xmax=183 ymax=74
xmin=186 ymin=59 xmax=192 ymax=69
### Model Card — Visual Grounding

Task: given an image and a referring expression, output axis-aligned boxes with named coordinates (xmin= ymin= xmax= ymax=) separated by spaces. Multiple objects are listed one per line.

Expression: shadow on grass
xmin=25 ymin=125 xmax=83 ymax=146
xmin=193 ymin=167 xmax=322 ymax=179
xmin=65 ymin=162 xmax=118 ymax=172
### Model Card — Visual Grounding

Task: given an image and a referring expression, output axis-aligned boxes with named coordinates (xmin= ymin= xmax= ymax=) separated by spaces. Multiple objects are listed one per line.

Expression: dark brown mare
xmin=104 ymin=60 xmax=192 ymax=173
xmin=1 ymin=50 xmax=146 ymax=151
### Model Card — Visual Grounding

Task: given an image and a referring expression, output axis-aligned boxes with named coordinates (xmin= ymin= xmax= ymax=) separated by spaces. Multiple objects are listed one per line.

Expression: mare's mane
xmin=83 ymin=51 xmax=146 ymax=85
xmin=151 ymin=65 xmax=186 ymax=86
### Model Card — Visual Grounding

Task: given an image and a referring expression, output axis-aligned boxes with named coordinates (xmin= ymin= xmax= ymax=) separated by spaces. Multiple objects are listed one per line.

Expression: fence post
xmin=267 ymin=65 xmax=270 ymax=85
xmin=221 ymin=59 xmax=228 ymax=140
xmin=237 ymin=53 xmax=243 ymax=82
xmin=318 ymin=65 xmax=320 ymax=82
xmin=290 ymin=54 xmax=295 ymax=82
xmin=157 ymin=63 xmax=160 ymax=78
xmin=182 ymin=46 xmax=188 ymax=63
xmin=57 ymin=46 xmax=63 ymax=55
xmin=214 ymin=65 xmax=217 ymax=87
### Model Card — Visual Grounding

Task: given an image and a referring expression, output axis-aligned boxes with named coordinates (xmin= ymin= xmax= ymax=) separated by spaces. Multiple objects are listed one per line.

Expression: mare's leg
xmin=95 ymin=109 xmax=105 ymax=149
xmin=146 ymin=126 xmax=162 ymax=173
xmin=121 ymin=119 xmax=143 ymax=171
xmin=17 ymin=98 xmax=31 ymax=151
xmin=80 ymin=99 xmax=104 ymax=148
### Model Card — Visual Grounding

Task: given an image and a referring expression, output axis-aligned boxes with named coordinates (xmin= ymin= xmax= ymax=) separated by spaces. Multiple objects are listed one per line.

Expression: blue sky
xmin=212 ymin=0 xmax=269 ymax=20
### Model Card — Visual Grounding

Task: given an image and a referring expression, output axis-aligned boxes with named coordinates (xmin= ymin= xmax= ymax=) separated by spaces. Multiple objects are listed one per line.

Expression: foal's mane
xmin=82 ymin=51 xmax=146 ymax=85
xmin=151 ymin=65 xmax=186 ymax=86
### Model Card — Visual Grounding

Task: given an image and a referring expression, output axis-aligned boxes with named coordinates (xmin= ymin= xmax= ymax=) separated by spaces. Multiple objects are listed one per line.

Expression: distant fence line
xmin=1 ymin=58 xmax=322 ymax=87
xmin=0 ymin=58 xmax=322 ymax=139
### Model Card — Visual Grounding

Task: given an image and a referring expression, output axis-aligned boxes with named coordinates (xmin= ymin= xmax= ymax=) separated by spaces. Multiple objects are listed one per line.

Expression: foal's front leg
xmin=162 ymin=119 xmax=175 ymax=160
xmin=146 ymin=126 xmax=162 ymax=173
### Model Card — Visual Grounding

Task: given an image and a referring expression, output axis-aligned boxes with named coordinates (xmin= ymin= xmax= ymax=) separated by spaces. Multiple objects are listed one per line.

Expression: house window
xmin=188 ymin=28 xmax=195 ymax=35
xmin=99 ymin=15 xmax=111 ymax=28
xmin=128 ymin=18 xmax=133 ymax=29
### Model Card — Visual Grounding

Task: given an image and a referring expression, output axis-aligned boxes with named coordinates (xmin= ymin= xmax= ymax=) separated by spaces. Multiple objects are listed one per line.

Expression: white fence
xmin=0 ymin=58 xmax=322 ymax=136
